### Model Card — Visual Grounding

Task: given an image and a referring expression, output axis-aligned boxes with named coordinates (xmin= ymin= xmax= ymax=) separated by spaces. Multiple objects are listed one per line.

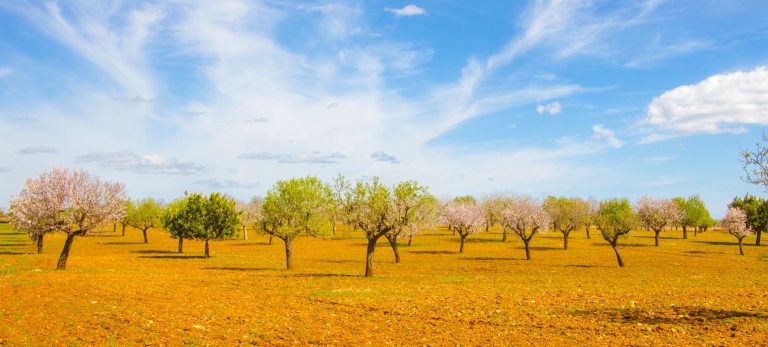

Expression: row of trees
xmin=6 ymin=167 xmax=758 ymax=273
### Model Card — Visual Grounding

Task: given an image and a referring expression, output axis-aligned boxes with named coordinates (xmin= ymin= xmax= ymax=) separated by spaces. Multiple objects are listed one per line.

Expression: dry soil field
xmin=1 ymin=222 xmax=767 ymax=346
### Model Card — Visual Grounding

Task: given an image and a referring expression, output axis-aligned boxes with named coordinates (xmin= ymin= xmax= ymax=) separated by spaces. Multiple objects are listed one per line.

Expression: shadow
xmin=461 ymin=257 xmax=518 ymax=261
xmin=0 ymin=232 xmax=26 ymax=236
xmin=684 ymin=250 xmax=725 ymax=255
xmin=130 ymin=250 xmax=177 ymax=254
xmin=692 ymin=240 xmax=752 ymax=247
xmin=84 ymin=234 xmax=122 ymax=238
xmin=572 ymin=306 xmax=768 ymax=325
xmin=101 ymin=242 xmax=146 ymax=245
xmin=592 ymin=243 xmax=653 ymax=248
xmin=0 ymin=243 xmax=31 ymax=247
xmin=407 ymin=250 xmax=456 ymax=255
xmin=138 ymin=255 xmax=206 ymax=259
xmin=465 ymin=238 xmax=504 ymax=243
xmin=0 ymin=250 xmax=32 ymax=255
xmin=550 ymin=264 xmax=609 ymax=268
xmin=318 ymin=259 xmax=358 ymax=264
xmin=281 ymin=273 xmax=360 ymax=278
xmin=204 ymin=267 xmax=272 ymax=272
xmin=230 ymin=242 xmax=271 ymax=246
xmin=528 ymin=246 xmax=562 ymax=251
xmin=634 ymin=236 xmax=680 ymax=240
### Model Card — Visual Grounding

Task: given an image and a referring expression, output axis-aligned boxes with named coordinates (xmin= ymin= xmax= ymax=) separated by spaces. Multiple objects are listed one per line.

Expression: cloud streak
xmin=75 ymin=151 xmax=205 ymax=175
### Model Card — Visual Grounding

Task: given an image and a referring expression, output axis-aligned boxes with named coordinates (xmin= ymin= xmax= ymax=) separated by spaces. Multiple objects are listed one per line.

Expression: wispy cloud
xmin=75 ymin=151 xmax=205 ymax=175
xmin=0 ymin=67 xmax=13 ymax=78
xmin=18 ymin=146 xmax=57 ymax=155
xmin=592 ymin=124 xmax=624 ymax=149
xmin=238 ymin=152 xmax=346 ymax=164
xmin=194 ymin=178 xmax=259 ymax=189
xmin=385 ymin=5 xmax=426 ymax=17
xmin=625 ymin=40 xmax=712 ymax=68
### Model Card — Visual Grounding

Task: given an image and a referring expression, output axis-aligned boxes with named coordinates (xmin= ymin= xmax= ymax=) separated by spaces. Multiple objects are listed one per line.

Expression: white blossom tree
xmin=442 ymin=201 xmax=485 ymax=253
xmin=481 ymin=194 xmax=507 ymax=239
xmin=499 ymin=196 xmax=550 ymax=260
xmin=236 ymin=196 xmax=262 ymax=240
xmin=722 ymin=207 xmax=752 ymax=255
xmin=634 ymin=196 xmax=680 ymax=246
xmin=385 ymin=180 xmax=435 ymax=262
xmin=10 ymin=168 xmax=127 ymax=270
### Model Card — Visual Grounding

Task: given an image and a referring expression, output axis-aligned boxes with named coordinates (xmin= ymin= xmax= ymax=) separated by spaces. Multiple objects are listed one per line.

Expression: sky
xmin=1 ymin=0 xmax=767 ymax=216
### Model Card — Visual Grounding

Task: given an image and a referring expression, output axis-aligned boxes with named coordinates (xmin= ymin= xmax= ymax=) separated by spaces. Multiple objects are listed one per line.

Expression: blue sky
xmin=1 ymin=0 xmax=767 ymax=216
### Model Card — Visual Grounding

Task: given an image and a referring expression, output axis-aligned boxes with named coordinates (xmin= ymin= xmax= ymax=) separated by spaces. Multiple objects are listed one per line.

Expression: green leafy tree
xmin=595 ymin=198 xmax=637 ymax=267
xmin=125 ymin=198 xmax=164 ymax=244
xmin=729 ymin=194 xmax=768 ymax=245
xmin=200 ymin=193 xmax=240 ymax=258
xmin=163 ymin=193 xmax=206 ymax=253
xmin=262 ymin=176 xmax=332 ymax=270
xmin=543 ymin=196 xmax=589 ymax=250
xmin=385 ymin=180 xmax=435 ymax=261
xmin=345 ymin=177 xmax=396 ymax=277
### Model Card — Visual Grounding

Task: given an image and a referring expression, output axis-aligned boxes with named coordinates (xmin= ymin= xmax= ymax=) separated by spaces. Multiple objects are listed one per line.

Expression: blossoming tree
xmin=634 ymin=196 xmax=680 ymax=246
xmin=442 ymin=200 xmax=484 ymax=253
xmin=500 ymin=196 xmax=550 ymax=260
xmin=721 ymin=207 xmax=752 ymax=255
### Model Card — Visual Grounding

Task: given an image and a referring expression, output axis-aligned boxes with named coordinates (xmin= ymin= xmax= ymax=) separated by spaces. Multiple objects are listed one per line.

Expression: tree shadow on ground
xmin=101 ymin=242 xmax=146 ymax=245
xmin=138 ymin=255 xmax=206 ymax=259
xmin=84 ymin=234 xmax=122 ymax=238
xmin=548 ymin=264 xmax=609 ymax=268
xmin=280 ymin=273 xmax=360 ymax=278
xmin=571 ymin=306 xmax=768 ymax=325
xmin=230 ymin=242 xmax=271 ymax=246
xmin=684 ymin=250 xmax=725 ymax=255
xmin=692 ymin=240 xmax=757 ymax=247
xmin=465 ymin=238 xmax=504 ymax=243
xmin=0 ymin=232 xmax=26 ymax=236
xmin=0 ymin=243 xmax=31 ymax=247
xmin=0 ymin=250 xmax=32 ymax=255
xmin=204 ymin=267 xmax=273 ymax=272
xmin=407 ymin=250 xmax=456 ymax=255
xmin=592 ymin=243 xmax=653 ymax=248
xmin=634 ymin=236 xmax=680 ymax=240
xmin=317 ymin=259 xmax=358 ymax=264
xmin=130 ymin=250 xmax=177 ymax=254
xmin=461 ymin=257 xmax=519 ymax=261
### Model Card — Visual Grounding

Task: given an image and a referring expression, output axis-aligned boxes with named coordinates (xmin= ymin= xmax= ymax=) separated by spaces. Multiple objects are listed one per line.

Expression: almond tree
xmin=163 ymin=193 xmax=206 ymax=253
xmin=481 ymin=194 xmax=507 ymax=239
xmin=721 ymin=207 xmax=752 ymax=255
xmin=584 ymin=197 xmax=599 ymax=239
xmin=442 ymin=200 xmax=484 ymax=253
xmin=262 ymin=176 xmax=331 ymax=270
xmin=329 ymin=174 xmax=350 ymax=236
xmin=199 ymin=193 xmax=240 ymax=258
xmin=125 ymin=198 xmax=164 ymax=244
xmin=345 ymin=177 xmax=396 ymax=277
xmin=11 ymin=168 xmax=127 ymax=270
xmin=236 ymin=196 xmax=262 ymax=240
xmin=544 ymin=196 xmax=589 ymax=250
xmin=405 ymin=194 xmax=438 ymax=246
xmin=499 ymin=196 xmax=550 ymax=260
xmin=729 ymin=194 xmax=768 ymax=246
xmin=382 ymin=180 xmax=435 ymax=262
xmin=595 ymin=198 xmax=637 ymax=267
xmin=635 ymin=196 xmax=680 ymax=246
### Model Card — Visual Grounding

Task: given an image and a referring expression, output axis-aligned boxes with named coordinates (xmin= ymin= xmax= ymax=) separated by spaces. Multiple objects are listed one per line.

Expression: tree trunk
xmin=756 ymin=230 xmax=762 ymax=246
xmin=332 ymin=222 xmax=337 ymax=237
xmin=269 ymin=235 xmax=273 ymax=245
xmin=408 ymin=232 xmax=414 ymax=246
xmin=365 ymin=237 xmax=378 ymax=277
xmin=738 ymin=238 xmax=744 ymax=256
xmin=562 ymin=232 xmax=569 ymax=250
xmin=611 ymin=242 xmax=625 ymax=267
xmin=585 ymin=225 xmax=591 ymax=239
xmin=121 ymin=224 xmax=126 ymax=237
xmin=654 ymin=230 xmax=660 ymax=247
xmin=243 ymin=225 xmax=248 ymax=240
xmin=36 ymin=233 xmax=44 ymax=254
xmin=204 ymin=239 xmax=210 ymax=258
xmin=682 ymin=225 xmax=688 ymax=239
xmin=694 ymin=226 xmax=698 ymax=237
xmin=386 ymin=235 xmax=400 ymax=263
xmin=142 ymin=229 xmax=148 ymax=244
xmin=485 ymin=223 xmax=490 ymax=233
xmin=459 ymin=234 xmax=467 ymax=253
xmin=284 ymin=236 xmax=293 ymax=270
xmin=56 ymin=234 xmax=76 ymax=270
xmin=178 ymin=237 xmax=184 ymax=253
xmin=502 ymin=229 xmax=508 ymax=242
xmin=523 ymin=238 xmax=531 ymax=260
xmin=113 ymin=223 xmax=116 ymax=233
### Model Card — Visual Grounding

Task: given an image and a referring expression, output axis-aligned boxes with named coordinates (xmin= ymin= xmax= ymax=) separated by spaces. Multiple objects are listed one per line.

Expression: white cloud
xmin=18 ymin=146 xmax=57 ymax=155
xmin=625 ymin=40 xmax=712 ymax=68
xmin=370 ymin=151 xmax=398 ymax=163
xmin=536 ymin=102 xmax=562 ymax=115
xmin=592 ymin=124 xmax=624 ymax=148
xmin=75 ymin=151 xmax=205 ymax=175
xmin=194 ymin=179 xmax=259 ymax=189
xmin=642 ymin=66 xmax=768 ymax=137
xmin=385 ymin=5 xmax=426 ymax=17
xmin=0 ymin=67 xmax=13 ymax=78
xmin=238 ymin=152 xmax=346 ymax=164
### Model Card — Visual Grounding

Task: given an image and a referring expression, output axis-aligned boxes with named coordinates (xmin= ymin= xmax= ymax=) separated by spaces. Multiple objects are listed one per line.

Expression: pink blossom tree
xmin=441 ymin=201 xmax=484 ymax=253
xmin=499 ymin=196 xmax=550 ymax=260
xmin=635 ymin=196 xmax=680 ymax=246
xmin=10 ymin=168 xmax=127 ymax=269
xmin=722 ymin=207 xmax=752 ymax=255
